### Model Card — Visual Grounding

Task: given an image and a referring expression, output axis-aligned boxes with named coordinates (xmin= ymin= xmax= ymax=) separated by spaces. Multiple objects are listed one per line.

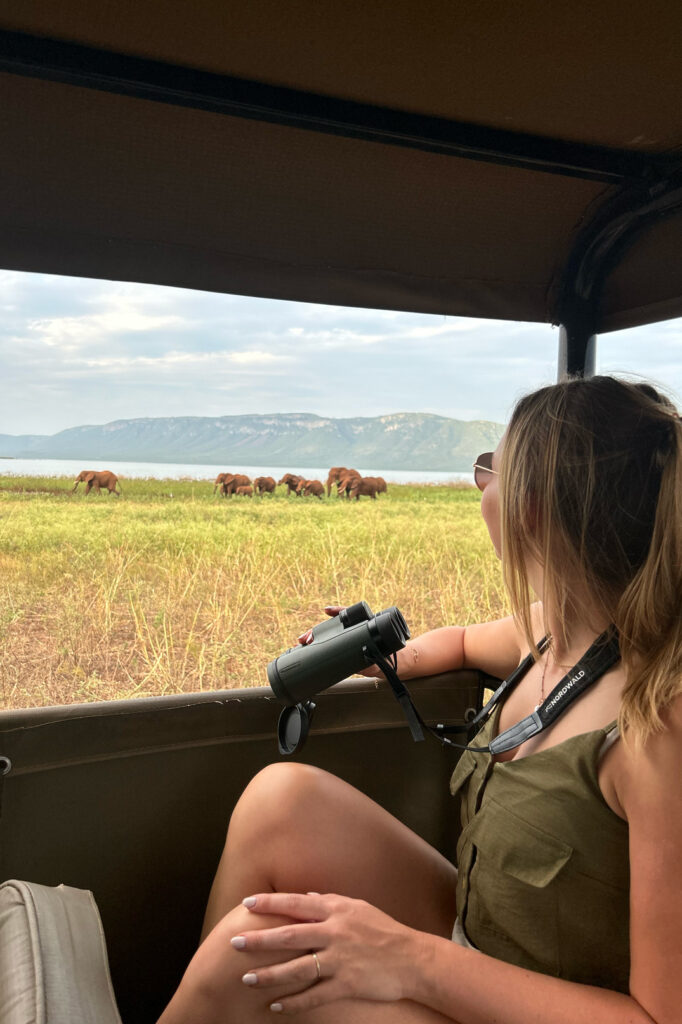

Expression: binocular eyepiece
xmin=267 ymin=601 xmax=410 ymax=754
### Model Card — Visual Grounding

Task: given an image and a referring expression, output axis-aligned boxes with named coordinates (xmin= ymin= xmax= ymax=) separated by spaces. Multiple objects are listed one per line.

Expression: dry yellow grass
xmin=0 ymin=477 xmax=508 ymax=708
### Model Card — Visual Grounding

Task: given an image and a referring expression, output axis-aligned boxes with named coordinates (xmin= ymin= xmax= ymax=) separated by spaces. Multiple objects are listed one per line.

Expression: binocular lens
xmin=368 ymin=606 xmax=410 ymax=654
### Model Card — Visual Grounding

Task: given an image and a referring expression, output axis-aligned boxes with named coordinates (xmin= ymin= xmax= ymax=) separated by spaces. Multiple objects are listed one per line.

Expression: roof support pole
xmin=553 ymin=171 xmax=682 ymax=378
xmin=557 ymin=324 xmax=596 ymax=378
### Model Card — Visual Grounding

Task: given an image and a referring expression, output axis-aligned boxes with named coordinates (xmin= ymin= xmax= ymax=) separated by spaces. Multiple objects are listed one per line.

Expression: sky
xmin=1 ymin=269 xmax=681 ymax=436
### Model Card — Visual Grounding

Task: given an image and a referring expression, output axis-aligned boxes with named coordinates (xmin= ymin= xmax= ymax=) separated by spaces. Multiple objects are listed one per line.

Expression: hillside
xmin=0 ymin=412 xmax=503 ymax=471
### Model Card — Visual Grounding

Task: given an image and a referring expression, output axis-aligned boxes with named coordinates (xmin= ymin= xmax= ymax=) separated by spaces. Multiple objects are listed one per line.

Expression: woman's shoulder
xmin=616 ymin=691 xmax=682 ymax=816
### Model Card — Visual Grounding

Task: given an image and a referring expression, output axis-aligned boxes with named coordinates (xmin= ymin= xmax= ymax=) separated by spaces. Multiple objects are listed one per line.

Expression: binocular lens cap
xmin=277 ymin=702 xmax=315 ymax=756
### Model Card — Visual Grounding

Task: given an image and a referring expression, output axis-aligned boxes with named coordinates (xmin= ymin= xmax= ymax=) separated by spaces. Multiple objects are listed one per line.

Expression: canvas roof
xmin=0 ymin=1 xmax=681 ymax=331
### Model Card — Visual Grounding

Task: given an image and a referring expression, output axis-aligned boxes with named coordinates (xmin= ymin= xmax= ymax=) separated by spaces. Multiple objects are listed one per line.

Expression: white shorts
xmin=451 ymin=917 xmax=476 ymax=949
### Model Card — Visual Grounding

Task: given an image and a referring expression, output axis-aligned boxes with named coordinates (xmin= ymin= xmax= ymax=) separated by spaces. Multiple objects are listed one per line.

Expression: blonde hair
xmin=500 ymin=376 xmax=682 ymax=745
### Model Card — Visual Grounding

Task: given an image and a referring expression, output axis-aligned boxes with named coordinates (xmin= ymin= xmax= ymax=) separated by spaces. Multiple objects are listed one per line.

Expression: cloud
xmin=26 ymin=310 xmax=183 ymax=349
xmin=79 ymin=349 xmax=293 ymax=371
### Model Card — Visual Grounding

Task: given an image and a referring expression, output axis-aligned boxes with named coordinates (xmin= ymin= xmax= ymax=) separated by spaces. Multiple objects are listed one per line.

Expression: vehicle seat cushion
xmin=0 ymin=879 xmax=122 ymax=1024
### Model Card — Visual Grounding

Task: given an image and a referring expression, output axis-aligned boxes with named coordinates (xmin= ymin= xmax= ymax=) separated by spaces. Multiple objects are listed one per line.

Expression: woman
xmin=159 ymin=376 xmax=682 ymax=1024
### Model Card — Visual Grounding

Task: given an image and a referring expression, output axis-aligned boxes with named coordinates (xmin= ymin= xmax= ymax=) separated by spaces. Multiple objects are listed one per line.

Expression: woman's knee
xmin=190 ymin=906 xmax=300 ymax=1016
xmin=229 ymin=762 xmax=338 ymax=841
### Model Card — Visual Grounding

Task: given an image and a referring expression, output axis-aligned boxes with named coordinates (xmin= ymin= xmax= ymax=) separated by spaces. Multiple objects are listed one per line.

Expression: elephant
xmin=220 ymin=473 xmax=251 ymax=496
xmin=326 ymin=466 xmax=357 ymax=497
xmin=253 ymin=476 xmax=276 ymax=495
xmin=278 ymin=473 xmax=304 ymax=495
xmin=213 ymin=472 xmax=230 ymax=495
xmin=296 ymin=479 xmax=324 ymax=499
xmin=72 ymin=470 xmax=121 ymax=495
xmin=348 ymin=476 xmax=379 ymax=500
xmin=336 ymin=470 xmax=361 ymax=499
xmin=235 ymin=484 xmax=253 ymax=497
xmin=359 ymin=475 xmax=387 ymax=495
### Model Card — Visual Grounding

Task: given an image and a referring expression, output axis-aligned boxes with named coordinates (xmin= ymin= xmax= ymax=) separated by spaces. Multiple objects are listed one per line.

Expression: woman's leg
xmin=158 ymin=762 xmax=459 ymax=1023
xmin=201 ymin=761 xmax=457 ymax=940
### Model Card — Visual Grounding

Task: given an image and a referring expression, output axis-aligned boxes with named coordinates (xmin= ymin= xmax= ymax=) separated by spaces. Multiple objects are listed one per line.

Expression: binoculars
xmin=267 ymin=601 xmax=410 ymax=754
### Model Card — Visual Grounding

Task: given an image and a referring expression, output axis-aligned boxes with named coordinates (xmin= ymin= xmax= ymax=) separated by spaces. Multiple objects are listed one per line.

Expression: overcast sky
xmin=1 ymin=269 xmax=681 ymax=436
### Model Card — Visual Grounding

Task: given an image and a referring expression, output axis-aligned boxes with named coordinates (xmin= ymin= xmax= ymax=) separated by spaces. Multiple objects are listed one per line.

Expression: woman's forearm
xmin=395 ymin=626 xmax=466 ymax=679
xmin=409 ymin=933 xmax=655 ymax=1024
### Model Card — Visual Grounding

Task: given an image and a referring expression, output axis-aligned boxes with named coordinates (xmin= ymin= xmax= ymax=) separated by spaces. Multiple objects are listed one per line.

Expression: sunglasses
xmin=473 ymin=452 xmax=499 ymax=491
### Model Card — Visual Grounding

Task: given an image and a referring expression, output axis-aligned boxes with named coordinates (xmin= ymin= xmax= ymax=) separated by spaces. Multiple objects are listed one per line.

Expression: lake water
xmin=0 ymin=457 xmax=475 ymax=486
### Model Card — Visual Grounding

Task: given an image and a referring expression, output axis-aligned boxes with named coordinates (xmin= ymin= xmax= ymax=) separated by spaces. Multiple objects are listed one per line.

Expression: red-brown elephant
xmin=278 ymin=473 xmax=304 ymax=495
xmin=220 ymin=473 xmax=251 ymax=496
xmin=213 ymin=472 xmax=230 ymax=495
xmin=235 ymin=484 xmax=253 ymax=497
xmin=296 ymin=479 xmax=324 ymax=499
xmin=326 ymin=466 xmax=358 ymax=497
xmin=348 ymin=476 xmax=379 ymax=500
xmin=336 ymin=470 xmax=361 ymax=499
xmin=72 ymin=470 xmax=121 ymax=495
xmin=254 ymin=476 xmax=276 ymax=495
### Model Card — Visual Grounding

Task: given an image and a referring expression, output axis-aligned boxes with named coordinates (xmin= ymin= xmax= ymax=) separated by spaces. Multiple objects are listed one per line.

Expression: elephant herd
xmin=214 ymin=468 xmax=387 ymax=500
xmin=69 ymin=467 xmax=388 ymax=500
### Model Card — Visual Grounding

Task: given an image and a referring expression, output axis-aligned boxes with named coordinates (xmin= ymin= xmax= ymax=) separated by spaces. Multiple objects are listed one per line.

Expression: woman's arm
xmin=232 ymin=892 xmax=658 ymax=1023
xmin=392 ymin=616 xmax=522 ymax=681
xmin=614 ymin=693 xmax=682 ymax=1024
xmin=407 ymin=933 xmax=655 ymax=1024
xmin=310 ymin=605 xmax=527 ymax=681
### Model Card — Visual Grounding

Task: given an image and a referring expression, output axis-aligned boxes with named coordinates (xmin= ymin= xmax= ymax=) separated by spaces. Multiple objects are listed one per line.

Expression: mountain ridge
xmin=0 ymin=412 xmax=504 ymax=472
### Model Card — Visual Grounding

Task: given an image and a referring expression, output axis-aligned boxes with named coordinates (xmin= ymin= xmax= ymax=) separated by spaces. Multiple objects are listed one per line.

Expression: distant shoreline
xmin=0 ymin=456 xmax=476 ymax=486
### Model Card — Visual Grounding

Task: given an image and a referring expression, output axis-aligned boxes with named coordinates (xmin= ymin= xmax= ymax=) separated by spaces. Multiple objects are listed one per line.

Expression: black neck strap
xmin=364 ymin=630 xmax=620 ymax=755
xmin=488 ymin=630 xmax=620 ymax=754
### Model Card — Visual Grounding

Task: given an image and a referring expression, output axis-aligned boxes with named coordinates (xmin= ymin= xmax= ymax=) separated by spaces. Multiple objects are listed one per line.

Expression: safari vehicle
xmin=1 ymin=3 xmax=681 ymax=1021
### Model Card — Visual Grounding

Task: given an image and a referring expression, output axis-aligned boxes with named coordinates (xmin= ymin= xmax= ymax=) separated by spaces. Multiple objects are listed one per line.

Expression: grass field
xmin=0 ymin=475 xmax=508 ymax=709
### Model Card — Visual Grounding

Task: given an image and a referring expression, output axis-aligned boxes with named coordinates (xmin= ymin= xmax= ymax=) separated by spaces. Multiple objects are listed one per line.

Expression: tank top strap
xmin=599 ymin=720 xmax=620 ymax=758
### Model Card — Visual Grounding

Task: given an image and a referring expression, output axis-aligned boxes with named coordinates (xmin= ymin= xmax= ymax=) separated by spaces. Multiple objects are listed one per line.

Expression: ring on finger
xmin=311 ymin=951 xmax=321 ymax=983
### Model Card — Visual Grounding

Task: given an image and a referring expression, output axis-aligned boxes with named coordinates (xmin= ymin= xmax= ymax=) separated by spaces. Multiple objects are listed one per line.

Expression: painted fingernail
xmin=243 ymin=896 xmax=257 ymax=908
xmin=270 ymin=1004 xmax=283 ymax=1013
xmin=231 ymin=936 xmax=247 ymax=949
xmin=242 ymin=973 xmax=258 ymax=986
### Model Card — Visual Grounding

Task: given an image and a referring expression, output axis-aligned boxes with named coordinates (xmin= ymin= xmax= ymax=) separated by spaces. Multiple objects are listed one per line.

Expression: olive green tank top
xmin=450 ymin=705 xmax=630 ymax=992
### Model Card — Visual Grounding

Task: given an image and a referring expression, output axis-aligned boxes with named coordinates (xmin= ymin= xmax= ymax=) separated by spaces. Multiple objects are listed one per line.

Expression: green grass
xmin=0 ymin=475 xmax=507 ymax=708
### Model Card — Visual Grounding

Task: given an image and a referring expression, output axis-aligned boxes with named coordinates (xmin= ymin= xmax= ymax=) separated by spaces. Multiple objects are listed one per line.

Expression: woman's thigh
xmin=202 ymin=762 xmax=458 ymax=940
xmin=299 ymin=999 xmax=456 ymax=1023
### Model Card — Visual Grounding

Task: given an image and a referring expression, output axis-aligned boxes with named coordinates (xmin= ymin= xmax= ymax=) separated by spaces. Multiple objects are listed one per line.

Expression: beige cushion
xmin=0 ymin=880 xmax=122 ymax=1024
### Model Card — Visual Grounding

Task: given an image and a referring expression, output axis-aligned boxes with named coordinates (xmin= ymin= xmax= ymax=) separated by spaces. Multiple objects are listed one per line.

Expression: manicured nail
xmin=231 ymin=936 xmax=247 ymax=949
xmin=242 ymin=972 xmax=258 ymax=986
xmin=242 ymin=896 xmax=257 ymax=908
xmin=270 ymin=1004 xmax=283 ymax=1013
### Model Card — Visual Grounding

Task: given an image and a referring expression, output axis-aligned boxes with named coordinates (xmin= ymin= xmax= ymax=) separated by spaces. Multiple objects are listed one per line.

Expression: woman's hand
xmin=230 ymin=892 xmax=425 ymax=1014
xmin=296 ymin=606 xmax=385 ymax=678
xmin=296 ymin=605 xmax=342 ymax=647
